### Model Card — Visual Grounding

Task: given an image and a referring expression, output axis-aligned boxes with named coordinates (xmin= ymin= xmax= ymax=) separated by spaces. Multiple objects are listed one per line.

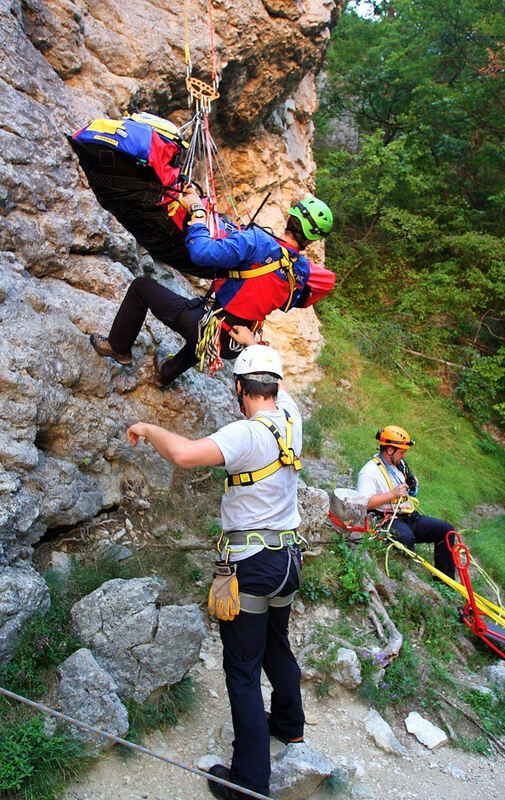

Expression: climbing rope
xmin=0 ymin=685 xmax=275 ymax=800
xmin=196 ymin=305 xmax=226 ymax=375
xmin=328 ymin=511 xmax=505 ymax=637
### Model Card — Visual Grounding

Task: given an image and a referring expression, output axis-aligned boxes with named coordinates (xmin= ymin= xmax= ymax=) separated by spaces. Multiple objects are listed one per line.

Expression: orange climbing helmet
xmin=375 ymin=425 xmax=415 ymax=450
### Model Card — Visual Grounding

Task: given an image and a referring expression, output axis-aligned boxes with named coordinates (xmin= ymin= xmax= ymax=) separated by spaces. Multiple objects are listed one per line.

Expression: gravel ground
xmin=61 ymin=616 xmax=505 ymax=800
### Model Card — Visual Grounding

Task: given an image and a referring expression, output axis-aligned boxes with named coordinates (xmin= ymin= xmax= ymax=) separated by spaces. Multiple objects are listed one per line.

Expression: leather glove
xmin=178 ymin=191 xmax=203 ymax=212
xmin=208 ymin=562 xmax=240 ymax=621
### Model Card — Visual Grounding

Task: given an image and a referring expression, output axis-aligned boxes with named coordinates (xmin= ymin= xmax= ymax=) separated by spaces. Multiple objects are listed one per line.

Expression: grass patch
xmin=465 ymin=515 xmax=505 ymax=589
xmin=311 ymin=303 xmax=505 ymax=525
xmin=300 ymin=537 xmax=370 ymax=607
xmin=0 ymin=705 xmax=93 ymax=800
xmin=124 ymin=677 xmax=200 ymax=746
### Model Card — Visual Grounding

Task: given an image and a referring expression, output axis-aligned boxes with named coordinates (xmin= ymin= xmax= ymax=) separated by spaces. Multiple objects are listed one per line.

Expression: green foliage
xmin=461 ymin=688 xmax=505 ymax=738
xmin=0 ymin=713 xmax=91 ymax=800
xmin=125 ymin=677 xmax=200 ymax=745
xmin=189 ymin=566 xmax=203 ymax=582
xmin=465 ymin=515 xmax=505 ymax=588
xmin=0 ymin=573 xmax=82 ymax=697
xmin=309 ymin=308 xmax=505 ymax=522
xmin=315 ymin=0 xmax=505 ymax=425
xmin=358 ymin=640 xmax=420 ymax=710
xmin=299 ymin=578 xmax=331 ymax=604
xmin=454 ymin=735 xmax=493 ymax=755
xmin=392 ymin=589 xmax=461 ymax=661
xmin=300 ymin=538 xmax=370 ymax=608
xmin=303 ymin=417 xmax=324 ymax=458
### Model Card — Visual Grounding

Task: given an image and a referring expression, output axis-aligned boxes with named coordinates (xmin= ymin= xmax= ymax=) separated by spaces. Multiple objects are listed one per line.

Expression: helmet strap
xmin=286 ymin=217 xmax=309 ymax=250
xmin=235 ymin=378 xmax=246 ymax=416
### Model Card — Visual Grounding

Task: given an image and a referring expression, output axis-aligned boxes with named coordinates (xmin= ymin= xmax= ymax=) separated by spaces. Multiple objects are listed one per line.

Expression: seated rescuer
xmin=356 ymin=426 xmax=456 ymax=579
xmin=90 ymin=192 xmax=335 ymax=387
xmin=126 ymin=342 xmax=305 ymax=800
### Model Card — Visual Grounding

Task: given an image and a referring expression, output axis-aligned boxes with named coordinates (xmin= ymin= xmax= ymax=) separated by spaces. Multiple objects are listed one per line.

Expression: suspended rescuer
xmin=127 ymin=342 xmax=305 ymax=799
xmin=90 ymin=192 xmax=335 ymax=387
xmin=356 ymin=426 xmax=456 ymax=579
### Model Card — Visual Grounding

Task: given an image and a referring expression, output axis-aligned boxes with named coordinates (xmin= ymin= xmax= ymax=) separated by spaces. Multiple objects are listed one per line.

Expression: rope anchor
xmin=186 ymin=76 xmax=220 ymax=110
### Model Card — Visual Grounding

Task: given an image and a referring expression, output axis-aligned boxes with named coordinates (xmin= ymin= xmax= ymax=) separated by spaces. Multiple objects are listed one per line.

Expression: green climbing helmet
xmin=288 ymin=197 xmax=333 ymax=241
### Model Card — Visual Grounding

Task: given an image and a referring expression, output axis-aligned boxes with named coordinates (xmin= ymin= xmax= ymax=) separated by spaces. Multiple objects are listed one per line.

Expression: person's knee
xmin=391 ymin=525 xmax=416 ymax=549
xmin=130 ymin=276 xmax=154 ymax=295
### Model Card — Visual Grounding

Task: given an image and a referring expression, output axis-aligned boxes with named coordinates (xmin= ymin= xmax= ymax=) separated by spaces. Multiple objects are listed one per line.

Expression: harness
xmin=216 ymin=412 xmax=303 ymax=613
xmin=195 ymin=247 xmax=298 ymax=375
xmin=217 ymin=530 xmax=305 ymax=614
xmin=225 ymin=409 xmax=302 ymax=491
xmin=225 ymin=246 xmax=299 ymax=313
xmin=373 ymin=456 xmax=417 ymax=514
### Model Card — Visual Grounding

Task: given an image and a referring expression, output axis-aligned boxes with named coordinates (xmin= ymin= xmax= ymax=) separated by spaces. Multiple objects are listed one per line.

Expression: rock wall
xmin=0 ymin=0 xmax=340 ymax=566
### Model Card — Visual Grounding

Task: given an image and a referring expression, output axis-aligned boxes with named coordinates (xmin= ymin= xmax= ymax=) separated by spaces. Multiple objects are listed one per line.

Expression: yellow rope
xmin=381 ymin=533 xmax=505 ymax=627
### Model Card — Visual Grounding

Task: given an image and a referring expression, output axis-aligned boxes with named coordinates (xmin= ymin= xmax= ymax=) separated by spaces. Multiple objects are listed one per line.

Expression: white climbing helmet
xmin=233 ymin=345 xmax=283 ymax=382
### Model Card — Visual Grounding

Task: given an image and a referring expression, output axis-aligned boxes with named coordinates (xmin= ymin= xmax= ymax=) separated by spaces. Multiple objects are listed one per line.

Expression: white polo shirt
xmin=209 ymin=388 xmax=302 ymax=560
xmin=357 ymin=454 xmax=414 ymax=514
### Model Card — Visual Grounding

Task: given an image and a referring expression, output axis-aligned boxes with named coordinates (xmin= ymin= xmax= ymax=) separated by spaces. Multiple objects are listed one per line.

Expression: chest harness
xmin=217 ymin=410 xmax=304 ymax=614
xmin=373 ymin=456 xmax=419 ymax=515
xmin=195 ymin=247 xmax=299 ymax=376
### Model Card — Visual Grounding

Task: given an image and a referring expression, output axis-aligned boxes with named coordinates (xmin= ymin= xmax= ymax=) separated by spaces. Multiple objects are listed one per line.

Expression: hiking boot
xmin=90 ymin=333 xmax=132 ymax=365
xmin=207 ymin=764 xmax=246 ymax=799
xmin=153 ymin=348 xmax=174 ymax=389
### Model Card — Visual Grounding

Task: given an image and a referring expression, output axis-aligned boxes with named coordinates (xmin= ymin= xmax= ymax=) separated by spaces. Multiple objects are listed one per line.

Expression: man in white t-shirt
xmin=357 ymin=425 xmax=455 ymax=579
xmin=127 ymin=341 xmax=304 ymax=800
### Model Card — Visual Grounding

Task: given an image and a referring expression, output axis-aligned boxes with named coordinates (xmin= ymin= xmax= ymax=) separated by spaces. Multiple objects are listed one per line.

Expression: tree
xmin=316 ymin=0 xmax=505 ymax=423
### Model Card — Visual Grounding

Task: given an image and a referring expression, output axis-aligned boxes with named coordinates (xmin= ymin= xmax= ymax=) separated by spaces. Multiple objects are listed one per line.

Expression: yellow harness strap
xmin=226 ymin=247 xmax=298 ymax=312
xmin=373 ymin=457 xmax=417 ymax=514
xmin=225 ymin=411 xmax=302 ymax=491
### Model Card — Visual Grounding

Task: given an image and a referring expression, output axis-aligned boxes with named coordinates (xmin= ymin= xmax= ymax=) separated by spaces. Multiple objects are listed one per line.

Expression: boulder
xmin=270 ymin=740 xmax=337 ymax=800
xmin=70 ymin=576 xmax=205 ymax=702
xmin=404 ymin=711 xmax=448 ymax=749
xmin=364 ymin=709 xmax=407 ymax=757
xmin=484 ymin=661 xmax=505 ymax=694
xmin=0 ymin=564 xmax=50 ymax=662
xmin=331 ymin=648 xmax=362 ymax=690
xmin=297 ymin=484 xmax=329 ymax=540
xmin=329 ymin=488 xmax=368 ymax=528
xmin=57 ymin=648 xmax=129 ymax=746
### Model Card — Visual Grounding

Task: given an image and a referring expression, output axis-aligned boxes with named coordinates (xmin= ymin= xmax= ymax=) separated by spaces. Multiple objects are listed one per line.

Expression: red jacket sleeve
xmin=301 ymin=261 xmax=336 ymax=307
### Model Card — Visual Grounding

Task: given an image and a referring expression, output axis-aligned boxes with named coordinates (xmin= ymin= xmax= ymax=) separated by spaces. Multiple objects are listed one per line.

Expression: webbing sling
xmin=225 ymin=409 xmax=302 ymax=491
xmin=373 ymin=456 xmax=417 ymax=514
xmin=226 ymin=247 xmax=298 ymax=312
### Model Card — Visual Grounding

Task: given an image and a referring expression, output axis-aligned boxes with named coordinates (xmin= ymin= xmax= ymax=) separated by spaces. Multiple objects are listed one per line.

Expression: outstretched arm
xmin=127 ymin=423 xmax=224 ymax=469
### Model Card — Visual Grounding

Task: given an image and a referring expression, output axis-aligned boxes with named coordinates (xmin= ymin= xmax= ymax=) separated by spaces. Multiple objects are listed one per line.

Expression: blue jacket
xmin=185 ymin=223 xmax=311 ymax=321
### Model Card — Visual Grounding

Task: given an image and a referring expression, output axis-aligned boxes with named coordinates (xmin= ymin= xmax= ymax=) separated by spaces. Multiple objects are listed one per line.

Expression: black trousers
xmin=389 ymin=512 xmax=456 ymax=578
xmin=219 ymin=547 xmax=303 ymax=796
xmin=108 ymin=277 xmax=242 ymax=384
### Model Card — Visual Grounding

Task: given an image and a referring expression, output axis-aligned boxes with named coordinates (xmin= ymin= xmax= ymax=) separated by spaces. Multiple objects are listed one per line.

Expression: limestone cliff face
xmin=0 ymin=0 xmax=339 ymax=563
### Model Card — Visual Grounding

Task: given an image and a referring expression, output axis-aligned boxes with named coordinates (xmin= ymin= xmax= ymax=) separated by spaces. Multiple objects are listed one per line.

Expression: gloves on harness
xmin=208 ymin=562 xmax=240 ymax=621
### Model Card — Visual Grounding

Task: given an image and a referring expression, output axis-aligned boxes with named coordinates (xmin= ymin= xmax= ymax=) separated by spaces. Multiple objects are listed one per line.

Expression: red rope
xmin=327 ymin=510 xmax=371 ymax=534
xmin=207 ymin=0 xmax=218 ymax=84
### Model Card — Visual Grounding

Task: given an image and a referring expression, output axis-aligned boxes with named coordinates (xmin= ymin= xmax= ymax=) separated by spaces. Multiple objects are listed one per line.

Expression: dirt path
xmin=61 ymin=617 xmax=505 ymax=800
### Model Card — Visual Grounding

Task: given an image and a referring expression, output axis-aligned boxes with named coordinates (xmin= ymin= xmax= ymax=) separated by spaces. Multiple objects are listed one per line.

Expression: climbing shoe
xmin=90 ymin=333 xmax=132 ymax=365
xmin=153 ymin=348 xmax=174 ymax=388
xmin=268 ymin=716 xmax=304 ymax=745
xmin=207 ymin=764 xmax=247 ymax=799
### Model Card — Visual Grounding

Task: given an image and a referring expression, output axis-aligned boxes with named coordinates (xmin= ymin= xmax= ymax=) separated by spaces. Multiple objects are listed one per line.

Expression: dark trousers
xmin=390 ymin=512 xmax=455 ymax=578
xmin=107 ymin=277 xmax=247 ymax=384
xmin=108 ymin=277 xmax=202 ymax=383
xmin=219 ymin=547 xmax=303 ymax=796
